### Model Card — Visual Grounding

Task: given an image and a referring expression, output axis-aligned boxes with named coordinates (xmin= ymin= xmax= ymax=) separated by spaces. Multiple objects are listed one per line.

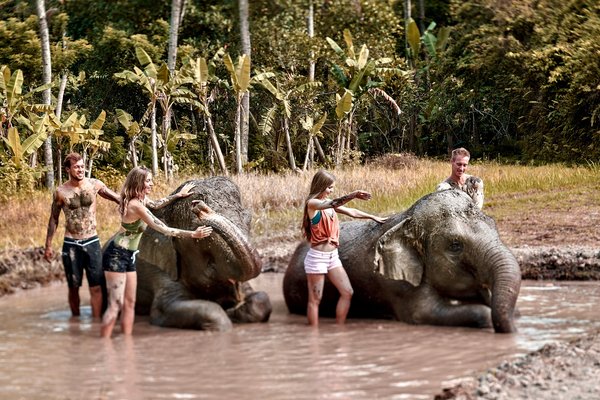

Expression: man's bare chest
xmin=62 ymin=186 xmax=97 ymax=210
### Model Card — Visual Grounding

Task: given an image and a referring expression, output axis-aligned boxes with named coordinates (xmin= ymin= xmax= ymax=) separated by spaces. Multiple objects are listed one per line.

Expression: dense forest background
xmin=1 ymin=0 xmax=598 ymax=189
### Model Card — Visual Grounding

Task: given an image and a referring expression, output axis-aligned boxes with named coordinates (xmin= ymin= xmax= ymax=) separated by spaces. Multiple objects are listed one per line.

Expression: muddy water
xmin=1 ymin=276 xmax=598 ymax=400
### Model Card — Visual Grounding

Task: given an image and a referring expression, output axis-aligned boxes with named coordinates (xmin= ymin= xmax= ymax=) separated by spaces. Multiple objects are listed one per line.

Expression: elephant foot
xmin=227 ymin=291 xmax=272 ymax=323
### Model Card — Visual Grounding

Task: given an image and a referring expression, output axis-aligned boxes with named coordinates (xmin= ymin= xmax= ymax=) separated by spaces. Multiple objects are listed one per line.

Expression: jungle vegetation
xmin=1 ymin=0 xmax=598 ymax=191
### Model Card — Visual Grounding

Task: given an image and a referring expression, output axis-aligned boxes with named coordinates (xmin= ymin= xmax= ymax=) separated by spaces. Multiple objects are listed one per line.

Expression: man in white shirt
xmin=436 ymin=147 xmax=484 ymax=209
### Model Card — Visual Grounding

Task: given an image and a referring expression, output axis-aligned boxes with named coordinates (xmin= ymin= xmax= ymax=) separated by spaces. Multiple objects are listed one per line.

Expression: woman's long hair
xmin=119 ymin=166 xmax=150 ymax=215
xmin=302 ymin=169 xmax=335 ymax=240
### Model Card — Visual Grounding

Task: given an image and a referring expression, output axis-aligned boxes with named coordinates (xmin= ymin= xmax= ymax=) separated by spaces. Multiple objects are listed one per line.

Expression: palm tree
xmin=35 ymin=0 xmax=54 ymax=188
xmin=183 ymin=56 xmax=228 ymax=176
xmin=238 ymin=0 xmax=251 ymax=164
xmin=223 ymin=53 xmax=273 ymax=173
xmin=326 ymin=30 xmax=403 ymax=164
xmin=258 ymin=75 xmax=322 ymax=171
xmin=167 ymin=0 xmax=184 ymax=75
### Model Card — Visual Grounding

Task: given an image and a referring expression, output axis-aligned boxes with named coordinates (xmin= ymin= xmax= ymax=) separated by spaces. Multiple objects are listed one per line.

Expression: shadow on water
xmin=0 ymin=275 xmax=598 ymax=399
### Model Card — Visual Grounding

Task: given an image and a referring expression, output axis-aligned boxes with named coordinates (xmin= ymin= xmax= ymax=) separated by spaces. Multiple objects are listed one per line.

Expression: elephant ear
xmin=373 ymin=217 xmax=424 ymax=286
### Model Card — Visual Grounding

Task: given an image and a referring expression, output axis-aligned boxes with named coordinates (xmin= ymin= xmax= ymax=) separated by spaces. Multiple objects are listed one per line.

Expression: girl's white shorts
xmin=304 ymin=248 xmax=343 ymax=274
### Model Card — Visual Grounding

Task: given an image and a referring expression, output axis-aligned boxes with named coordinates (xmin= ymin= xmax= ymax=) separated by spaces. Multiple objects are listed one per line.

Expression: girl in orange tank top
xmin=301 ymin=169 xmax=387 ymax=326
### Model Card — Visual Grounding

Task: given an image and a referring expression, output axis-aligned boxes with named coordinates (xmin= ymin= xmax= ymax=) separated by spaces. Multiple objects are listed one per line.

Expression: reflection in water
xmin=0 ymin=277 xmax=599 ymax=399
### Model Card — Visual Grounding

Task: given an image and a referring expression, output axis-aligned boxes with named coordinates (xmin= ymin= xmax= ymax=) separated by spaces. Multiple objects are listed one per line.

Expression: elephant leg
xmin=226 ymin=291 xmax=272 ymax=323
xmin=395 ymin=284 xmax=493 ymax=329
xmin=150 ymin=298 xmax=233 ymax=332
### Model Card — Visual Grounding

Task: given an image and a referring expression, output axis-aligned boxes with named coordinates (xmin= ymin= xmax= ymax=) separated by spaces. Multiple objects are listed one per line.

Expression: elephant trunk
xmin=192 ymin=200 xmax=262 ymax=282
xmin=483 ymin=242 xmax=521 ymax=333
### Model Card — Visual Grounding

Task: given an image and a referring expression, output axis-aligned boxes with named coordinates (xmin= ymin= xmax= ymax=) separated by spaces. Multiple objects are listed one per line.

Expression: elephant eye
xmin=449 ymin=240 xmax=463 ymax=253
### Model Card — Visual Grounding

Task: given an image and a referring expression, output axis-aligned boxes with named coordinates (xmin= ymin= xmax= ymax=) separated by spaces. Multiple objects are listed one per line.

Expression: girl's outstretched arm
xmin=146 ymin=182 xmax=196 ymax=210
xmin=129 ymin=200 xmax=212 ymax=239
xmin=336 ymin=206 xmax=387 ymax=224
xmin=308 ymin=190 xmax=372 ymax=211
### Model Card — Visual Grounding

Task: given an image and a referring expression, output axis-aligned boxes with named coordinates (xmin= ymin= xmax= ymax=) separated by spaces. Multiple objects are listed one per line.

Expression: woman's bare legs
xmin=327 ymin=266 xmax=354 ymax=324
xmin=101 ymin=271 xmax=126 ymax=338
xmin=121 ymin=271 xmax=137 ymax=335
xmin=306 ymin=273 xmax=325 ymax=326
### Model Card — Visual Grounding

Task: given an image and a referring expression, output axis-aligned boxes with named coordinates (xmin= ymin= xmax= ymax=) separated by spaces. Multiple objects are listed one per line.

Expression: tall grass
xmin=2 ymin=159 xmax=599 ymax=251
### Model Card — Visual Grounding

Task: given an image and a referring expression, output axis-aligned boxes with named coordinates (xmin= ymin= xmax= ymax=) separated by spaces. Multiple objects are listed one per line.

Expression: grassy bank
xmin=1 ymin=157 xmax=599 ymax=251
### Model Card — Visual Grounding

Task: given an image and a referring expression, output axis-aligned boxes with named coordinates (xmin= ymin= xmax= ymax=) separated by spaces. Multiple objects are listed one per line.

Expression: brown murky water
xmin=1 ymin=275 xmax=598 ymax=400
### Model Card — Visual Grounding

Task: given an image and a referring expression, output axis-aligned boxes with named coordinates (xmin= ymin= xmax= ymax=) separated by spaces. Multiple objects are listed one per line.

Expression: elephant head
xmin=373 ymin=189 xmax=521 ymax=333
xmin=284 ymin=189 xmax=521 ymax=333
xmin=136 ymin=176 xmax=271 ymax=330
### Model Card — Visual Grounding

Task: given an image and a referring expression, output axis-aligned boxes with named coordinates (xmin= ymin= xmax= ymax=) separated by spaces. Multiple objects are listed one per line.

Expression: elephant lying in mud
xmin=134 ymin=177 xmax=272 ymax=331
xmin=284 ymin=189 xmax=521 ymax=333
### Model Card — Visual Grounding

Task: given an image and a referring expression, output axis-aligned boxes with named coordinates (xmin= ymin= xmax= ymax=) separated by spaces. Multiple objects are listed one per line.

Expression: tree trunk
xmin=130 ymin=140 xmax=138 ymax=168
xmin=313 ymin=136 xmax=326 ymax=163
xmin=151 ymin=105 xmax=159 ymax=176
xmin=36 ymin=0 xmax=54 ymax=188
xmin=403 ymin=0 xmax=413 ymax=68
xmin=235 ymin=99 xmax=243 ymax=174
xmin=167 ymin=0 xmax=183 ymax=75
xmin=418 ymin=0 xmax=425 ymax=34
xmin=302 ymin=134 xmax=313 ymax=171
xmin=162 ymin=111 xmax=172 ymax=181
xmin=307 ymin=0 xmax=315 ymax=82
xmin=283 ymin=118 xmax=297 ymax=171
xmin=55 ymin=73 xmax=68 ymax=185
xmin=238 ymin=0 xmax=251 ymax=165
xmin=206 ymin=114 xmax=228 ymax=176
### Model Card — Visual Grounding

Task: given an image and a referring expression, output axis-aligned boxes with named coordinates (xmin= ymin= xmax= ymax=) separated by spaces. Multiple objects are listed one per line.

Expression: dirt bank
xmin=435 ymin=331 xmax=600 ymax=400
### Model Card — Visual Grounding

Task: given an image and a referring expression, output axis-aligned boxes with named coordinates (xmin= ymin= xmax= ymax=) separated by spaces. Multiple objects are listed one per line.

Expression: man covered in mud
xmin=436 ymin=147 xmax=484 ymax=209
xmin=44 ymin=153 xmax=120 ymax=319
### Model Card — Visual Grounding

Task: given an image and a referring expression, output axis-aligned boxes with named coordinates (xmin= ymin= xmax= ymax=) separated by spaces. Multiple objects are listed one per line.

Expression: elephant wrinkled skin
xmin=284 ymin=189 xmax=521 ymax=333
xmin=135 ymin=177 xmax=272 ymax=331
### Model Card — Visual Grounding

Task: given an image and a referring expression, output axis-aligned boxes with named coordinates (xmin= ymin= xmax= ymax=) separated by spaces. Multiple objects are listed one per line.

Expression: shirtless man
xmin=436 ymin=147 xmax=484 ymax=209
xmin=44 ymin=153 xmax=120 ymax=318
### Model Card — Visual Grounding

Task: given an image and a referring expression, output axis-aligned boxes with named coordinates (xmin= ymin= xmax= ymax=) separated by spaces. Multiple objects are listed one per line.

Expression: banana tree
xmin=46 ymin=110 xmax=109 ymax=178
xmin=183 ymin=55 xmax=228 ymax=176
xmin=116 ymin=48 xmax=200 ymax=181
xmin=223 ymin=53 xmax=273 ymax=173
xmin=114 ymin=48 xmax=161 ymax=175
xmin=3 ymin=114 xmax=49 ymax=168
xmin=116 ymin=108 xmax=150 ymax=168
xmin=82 ymin=110 xmax=110 ymax=177
xmin=406 ymin=19 xmax=451 ymax=67
xmin=406 ymin=18 xmax=451 ymax=151
xmin=0 ymin=66 xmax=53 ymax=137
xmin=326 ymin=30 xmax=402 ymax=165
xmin=300 ymin=113 xmax=328 ymax=171
xmin=257 ymin=75 xmax=322 ymax=171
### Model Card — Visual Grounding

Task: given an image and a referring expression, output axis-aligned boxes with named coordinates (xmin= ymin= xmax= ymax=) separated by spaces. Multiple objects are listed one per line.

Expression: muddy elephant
xmin=283 ymin=189 xmax=521 ymax=333
xmin=134 ymin=176 xmax=272 ymax=331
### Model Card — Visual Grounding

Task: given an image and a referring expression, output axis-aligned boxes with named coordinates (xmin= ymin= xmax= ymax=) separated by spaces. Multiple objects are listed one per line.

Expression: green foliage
xmin=1 ymin=0 xmax=599 ymax=184
xmin=0 ymin=153 xmax=43 ymax=200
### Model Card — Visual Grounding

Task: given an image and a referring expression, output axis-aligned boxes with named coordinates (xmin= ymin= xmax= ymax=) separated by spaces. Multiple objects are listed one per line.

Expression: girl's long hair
xmin=119 ymin=166 xmax=150 ymax=215
xmin=302 ymin=169 xmax=335 ymax=240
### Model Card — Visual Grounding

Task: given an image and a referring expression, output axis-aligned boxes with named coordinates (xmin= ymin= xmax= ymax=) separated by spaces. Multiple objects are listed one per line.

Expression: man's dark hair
xmin=63 ymin=153 xmax=83 ymax=169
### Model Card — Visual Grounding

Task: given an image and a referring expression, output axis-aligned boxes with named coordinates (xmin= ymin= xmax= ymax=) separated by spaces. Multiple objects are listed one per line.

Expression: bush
xmin=0 ymin=157 xmax=44 ymax=202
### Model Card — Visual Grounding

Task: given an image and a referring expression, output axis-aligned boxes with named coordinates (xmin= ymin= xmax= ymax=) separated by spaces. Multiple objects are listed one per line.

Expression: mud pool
xmin=0 ymin=274 xmax=598 ymax=399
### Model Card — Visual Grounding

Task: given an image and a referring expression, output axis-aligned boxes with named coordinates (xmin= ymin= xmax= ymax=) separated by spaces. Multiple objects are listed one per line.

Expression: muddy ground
xmin=1 ymin=202 xmax=599 ymax=399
